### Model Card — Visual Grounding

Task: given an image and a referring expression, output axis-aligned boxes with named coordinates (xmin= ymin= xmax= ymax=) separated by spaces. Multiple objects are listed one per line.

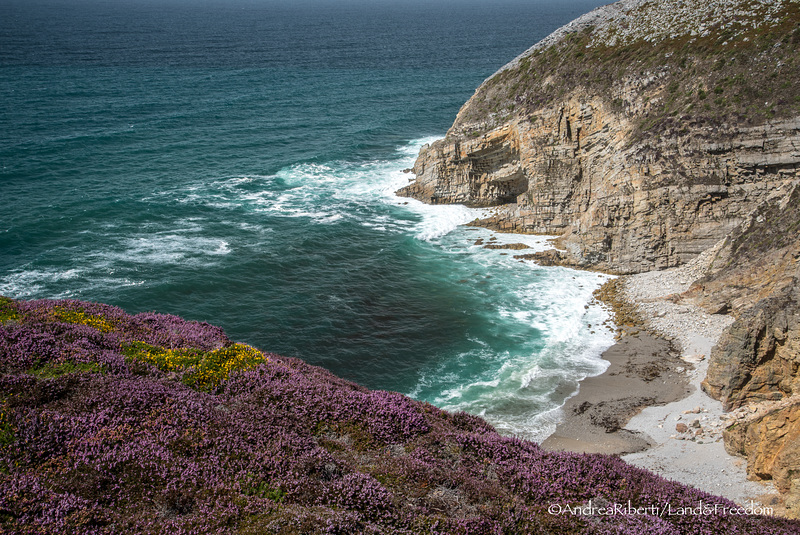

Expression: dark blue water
xmin=0 ymin=0 xmax=613 ymax=440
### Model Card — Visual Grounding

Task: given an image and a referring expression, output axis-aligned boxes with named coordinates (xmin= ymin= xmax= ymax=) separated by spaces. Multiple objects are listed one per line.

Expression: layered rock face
xmin=705 ymin=285 xmax=800 ymax=408
xmin=398 ymin=0 xmax=800 ymax=514
xmin=690 ymin=183 xmax=800 ymax=511
xmin=400 ymin=105 xmax=799 ymax=274
xmin=696 ymin=182 xmax=800 ymax=410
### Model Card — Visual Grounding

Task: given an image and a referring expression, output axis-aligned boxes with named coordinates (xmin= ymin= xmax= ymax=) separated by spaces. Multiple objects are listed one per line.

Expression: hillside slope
xmin=3 ymin=298 xmax=799 ymax=533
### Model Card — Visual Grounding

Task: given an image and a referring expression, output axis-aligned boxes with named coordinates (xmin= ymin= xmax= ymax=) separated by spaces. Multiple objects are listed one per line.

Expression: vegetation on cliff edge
xmin=1 ymin=297 xmax=799 ymax=533
xmin=455 ymin=0 xmax=800 ymax=140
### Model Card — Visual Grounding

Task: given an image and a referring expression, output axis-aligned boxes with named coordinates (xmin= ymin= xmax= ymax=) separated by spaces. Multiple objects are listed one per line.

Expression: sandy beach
xmin=542 ymin=243 xmax=781 ymax=508
xmin=540 ymin=330 xmax=690 ymax=455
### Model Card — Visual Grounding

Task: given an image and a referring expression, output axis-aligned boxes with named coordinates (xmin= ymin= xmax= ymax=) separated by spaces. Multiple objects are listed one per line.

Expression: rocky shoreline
xmin=396 ymin=0 xmax=800 ymax=517
xmin=541 ymin=242 xmax=785 ymax=511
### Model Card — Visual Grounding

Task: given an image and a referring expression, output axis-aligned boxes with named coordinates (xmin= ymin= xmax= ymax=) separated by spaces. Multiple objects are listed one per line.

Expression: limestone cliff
xmin=696 ymin=183 xmax=800 ymax=411
xmin=398 ymin=0 xmax=800 ymax=513
xmin=399 ymin=0 xmax=800 ymax=274
xmin=403 ymin=108 xmax=799 ymax=273
xmin=690 ymin=183 xmax=800 ymax=515
xmin=724 ymin=396 xmax=800 ymax=514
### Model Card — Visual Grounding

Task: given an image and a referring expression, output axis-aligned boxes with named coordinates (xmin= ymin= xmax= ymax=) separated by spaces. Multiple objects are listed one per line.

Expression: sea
xmin=0 ymin=0 xmax=613 ymax=441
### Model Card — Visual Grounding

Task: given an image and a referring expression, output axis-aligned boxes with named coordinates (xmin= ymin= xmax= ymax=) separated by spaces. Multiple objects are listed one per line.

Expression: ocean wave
xmin=1 ymin=135 xmax=617 ymax=443
xmin=403 ymin=217 xmax=616 ymax=441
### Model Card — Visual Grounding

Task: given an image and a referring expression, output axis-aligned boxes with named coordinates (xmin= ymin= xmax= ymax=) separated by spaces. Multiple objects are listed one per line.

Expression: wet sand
xmin=541 ymin=331 xmax=690 ymax=454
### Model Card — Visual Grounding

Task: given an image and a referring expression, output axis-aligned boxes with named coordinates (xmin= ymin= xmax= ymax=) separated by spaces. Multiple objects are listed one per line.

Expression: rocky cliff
xmin=399 ymin=0 xmax=800 ymax=274
xmin=398 ymin=0 xmax=800 ymax=515
xmin=724 ymin=396 xmax=800 ymax=514
xmin=697 ymin=183 xmax=800 ymax=410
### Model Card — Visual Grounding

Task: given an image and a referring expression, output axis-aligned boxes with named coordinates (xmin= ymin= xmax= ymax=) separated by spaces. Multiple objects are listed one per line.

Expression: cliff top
xmin=497 ymin=0 xmax=795 ymax=75
xmin=588 ymin=0 xmax=792 ymax=47
xmin=453 ymin=0 xmax=800 ymax=138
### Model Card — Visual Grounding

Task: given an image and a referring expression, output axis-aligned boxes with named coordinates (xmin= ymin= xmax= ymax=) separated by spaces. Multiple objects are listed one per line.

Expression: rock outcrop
xmin=401 ymin=107 xmax=799 ymax=274
xmin=398 ymin=0 xmax=800 ymax=513
xmin=694 ymin=182 xmax=800 ymax=412
xmin=693 ymin=183 xmax=800 ymax=517
xmin=724 ymin=396 xmax=800 ymax=516
xmin=704 ymin=285 xmax=800 ymax=408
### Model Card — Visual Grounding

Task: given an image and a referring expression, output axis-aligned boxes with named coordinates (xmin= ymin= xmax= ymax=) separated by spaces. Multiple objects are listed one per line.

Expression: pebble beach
xmin=544 ymin=241 xmax=782 ymax=509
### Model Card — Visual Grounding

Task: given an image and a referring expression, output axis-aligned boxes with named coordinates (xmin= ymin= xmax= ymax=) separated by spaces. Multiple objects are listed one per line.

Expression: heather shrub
xmin=1 ymin=296 xmax=798 ymax=534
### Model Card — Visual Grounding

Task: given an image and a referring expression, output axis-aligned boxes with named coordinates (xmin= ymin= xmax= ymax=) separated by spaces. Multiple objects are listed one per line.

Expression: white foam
xmin=219 ymin=136 xmax=483 ymax=242
xmin=395 ymin=136 xmax=441 ymax=157
xmin=402 ymin=215 xmax=617 ymax=439
xmin=138 ymin=137 xmax=459 ymax=241
xmin=236 ymin=222 xmax=274 ymax=233
xmin=0 ymin=269 xmax=73 ymax=298
xmin=438 ymin=376 xmax=503 ymax=401
xmin=209 ymin=138 xmax=617 ymax=442
xmin=412 ymin=203 xmax=487 ymax=242
xmin=97 ymin=234 xmax=233 ymax=265
xmin=211 ymin=241 xmax=231 ymax=255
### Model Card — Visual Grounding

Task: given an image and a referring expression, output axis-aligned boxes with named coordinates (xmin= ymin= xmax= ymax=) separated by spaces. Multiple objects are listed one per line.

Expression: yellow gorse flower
xmin=123 ymin=341 xmax=266 ymax=391
xmin=51 ymin=308 xmax=114 ymax=333
xmin=44 ymin=305 xmax=266 ymax=391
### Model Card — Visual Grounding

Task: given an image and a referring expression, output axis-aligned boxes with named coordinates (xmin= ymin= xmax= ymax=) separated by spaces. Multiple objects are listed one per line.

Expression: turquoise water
xmin=1 ymin=0 xmax=612 ymax=440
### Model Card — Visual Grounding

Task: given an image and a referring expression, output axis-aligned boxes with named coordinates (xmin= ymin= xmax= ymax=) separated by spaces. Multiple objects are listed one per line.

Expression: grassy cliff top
xmin=451 ymin=0 xmax=800 ymax=139
xmin=2 ymin=296 xmax=800 ymax=533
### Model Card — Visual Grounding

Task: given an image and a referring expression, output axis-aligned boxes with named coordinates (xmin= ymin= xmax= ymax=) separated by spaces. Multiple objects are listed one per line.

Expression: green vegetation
xmin=27 ymin=360 xmax=105 ymax=378
xmin=457 ymin=3 xmax=800 ymax=140
xmin=0 ymin=410 xmax=14 ymax=447
xmin=728 ymin=184 xmax=800 ymax=260
xmin=0 ymin=297 xmax=18 ymax=324
xmin=240 ymin=473 xmax=287 ymax=503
